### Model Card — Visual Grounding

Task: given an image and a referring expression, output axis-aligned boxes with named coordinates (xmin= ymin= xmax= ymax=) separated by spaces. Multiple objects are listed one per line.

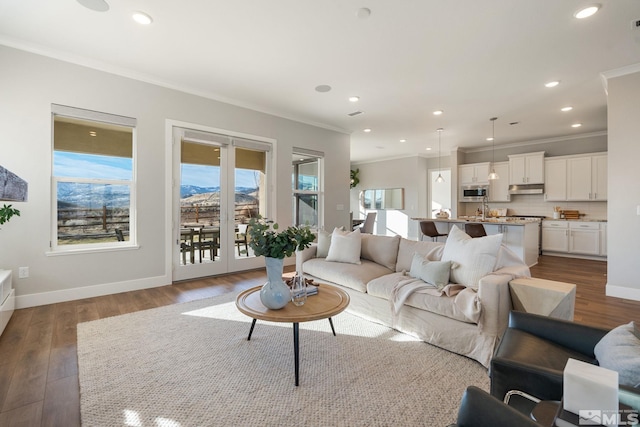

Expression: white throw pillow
xmin=326 ymin=228 xmax=362 ymax=264
xmin=441 ymin=226 xmax=503 ymax=289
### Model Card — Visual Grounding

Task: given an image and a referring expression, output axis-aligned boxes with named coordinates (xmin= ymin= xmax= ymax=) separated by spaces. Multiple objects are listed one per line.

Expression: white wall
xmin=605 ymin=66 xmax=640 ymax=301
xmin=0 ymin=46 xmax=350 ymax=306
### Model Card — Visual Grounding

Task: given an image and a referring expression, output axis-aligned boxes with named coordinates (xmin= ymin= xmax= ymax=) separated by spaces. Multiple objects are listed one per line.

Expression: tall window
xmin=292 ymin=149 xmax=323 ymax=228
xmin=52 ymin=105 xmax=136 ymax=250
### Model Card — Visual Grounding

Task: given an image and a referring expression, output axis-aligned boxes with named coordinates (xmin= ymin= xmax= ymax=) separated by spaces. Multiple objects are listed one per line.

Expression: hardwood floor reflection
xmin=0 ymin=256 xmax=638 ymax=426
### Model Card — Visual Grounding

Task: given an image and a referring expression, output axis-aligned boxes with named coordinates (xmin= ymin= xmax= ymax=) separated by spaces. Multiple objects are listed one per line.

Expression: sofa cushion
xmin=303 ymin=258 xmax=392 ymax=293
xmin=594 ymin=322 xmax=640 ymax=388
xmin=396 ymin=239 xmax=444 ymax=272
xmin=326 ymin=228 xmax=361 ymax=264
xmin=441 ymin=226 xmax=503 ymax=289
xmin=409 ymin=253 xmax=451 ymax=290
xmin=366 ymin=272 xmax=477 ymax=323
xmin=361 ymin=234 xmax=401 ymax=271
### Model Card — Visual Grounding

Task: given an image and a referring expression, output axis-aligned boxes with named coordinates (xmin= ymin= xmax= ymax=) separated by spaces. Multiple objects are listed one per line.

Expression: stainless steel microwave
xmin=460 ymin=185 xmax=488 ymax=202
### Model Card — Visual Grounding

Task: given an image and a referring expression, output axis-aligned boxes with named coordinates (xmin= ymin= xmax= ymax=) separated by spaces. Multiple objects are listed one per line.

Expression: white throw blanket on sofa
xmin=390 ymin=278 xmax=481 ymax=323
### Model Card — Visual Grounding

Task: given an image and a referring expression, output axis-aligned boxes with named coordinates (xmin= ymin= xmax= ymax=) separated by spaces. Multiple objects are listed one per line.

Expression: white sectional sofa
xmin=296 ymin=227 xmax=531 ymax=367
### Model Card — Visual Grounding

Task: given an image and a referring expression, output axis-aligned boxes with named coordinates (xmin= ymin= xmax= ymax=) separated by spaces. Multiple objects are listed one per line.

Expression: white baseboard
xmin=15 ymin=274 xmax=172 ymax=309
xmin=605 ymin=284 xmax=640 ymax=302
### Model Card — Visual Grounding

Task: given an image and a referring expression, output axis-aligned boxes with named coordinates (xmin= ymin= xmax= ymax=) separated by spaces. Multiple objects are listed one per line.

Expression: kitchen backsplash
xmin=460 ymin=194 xmax=607 ymax=220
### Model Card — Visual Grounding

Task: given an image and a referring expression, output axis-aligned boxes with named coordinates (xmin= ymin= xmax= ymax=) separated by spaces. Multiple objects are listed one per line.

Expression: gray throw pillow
xmin=594 ymin=321 xmax=640 ymax=388
xmin=409 ymin=253 xmax=451 ymax=290
xmin=316 ymin=229 xmax=332 ymax=258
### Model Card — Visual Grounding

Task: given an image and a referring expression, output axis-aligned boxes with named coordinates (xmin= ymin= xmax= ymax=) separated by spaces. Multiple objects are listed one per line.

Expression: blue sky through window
xmin=54 ymin=152 xmax=132 ymax=180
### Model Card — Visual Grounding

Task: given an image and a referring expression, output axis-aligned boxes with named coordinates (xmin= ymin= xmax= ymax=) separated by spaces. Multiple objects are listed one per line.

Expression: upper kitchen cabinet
xmin=488 ymin=162 xmax=510 ymax=202
xmin=544 ymin=158 xmax=567 ymax=201
xmin=459 ymin=162 xmax=490 ymax=185
xmin=567 ymin=154 xmax=607 ymax=201
xmin=508 ymin=152 xmax=545 ymax=185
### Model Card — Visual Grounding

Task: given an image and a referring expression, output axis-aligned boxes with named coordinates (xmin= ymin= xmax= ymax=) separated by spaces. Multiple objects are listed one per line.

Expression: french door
xmin=172 ymin=125 xmax=272 ymax=282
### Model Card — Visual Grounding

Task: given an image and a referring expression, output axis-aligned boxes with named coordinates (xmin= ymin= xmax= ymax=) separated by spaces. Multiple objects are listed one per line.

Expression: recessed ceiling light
xmin=545 ymin=81 xmax=560 ymax=88
xmin=561 ymin=106 xmax=573 ymax=112
xmin=132 ymin=11 xmax=153 ymax=25
xmin=89 ymin=131 xmax=97 ymax=137
xmin=348 ymin=96 xmax=360 ymax=102
xmin=399 ymin=139 xmax=407 ymax=143
xmin=363 ymin=128 xmax=372 ymax=133
xmin=315 ymin=85 xmax=332 ymax=93
xmin=486 ymin=137 xmax=494 ymax=141
xmin=574 ymin=4 xmax=600 ymax=19
xmin=433 ymin=110 xmax=444 ymax=116
xmin=571 ymin=123 xmax=582 ymax=128
xmin=425 ymin=147 xmax=432 ymax=151
xmin=77 ymin=0 xmax=109 ymax=12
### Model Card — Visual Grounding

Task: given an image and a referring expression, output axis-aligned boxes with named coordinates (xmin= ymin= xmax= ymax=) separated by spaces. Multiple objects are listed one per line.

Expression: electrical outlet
xmin=18 ymin=267 xmax=29 ymax=279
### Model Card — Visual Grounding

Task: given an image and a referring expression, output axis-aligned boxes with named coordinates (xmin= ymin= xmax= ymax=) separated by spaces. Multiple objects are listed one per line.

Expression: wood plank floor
xmin=0 ymin=256 xmax=638 ymax=426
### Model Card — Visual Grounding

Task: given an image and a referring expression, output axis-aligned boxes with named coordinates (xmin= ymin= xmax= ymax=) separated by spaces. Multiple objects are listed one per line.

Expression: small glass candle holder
xmin=290 ymin=272 xmax=307 ymax=306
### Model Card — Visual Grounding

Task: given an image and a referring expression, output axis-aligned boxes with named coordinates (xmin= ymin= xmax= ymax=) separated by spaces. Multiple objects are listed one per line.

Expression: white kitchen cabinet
xmin=459 ymin=162 xmax=490 ymax=185
xmin=592 ymin=154 xmax=607 ymax=201
xmin=542 ymin=220 xmax=606 ymax=258
xmin=542 ymin=221 xmax=569 ymax=252
xmin=484 ymin=222 xmax=539 ymax=266
xmin=569 ymin=222 xmax=600 ymax=255
xmin=567 ymin=154 xmax=607 ymax=201
xmin=0 ymin=270 xmax=14 ymax=337
xmin=543 ymin=158 xmax=567 ymax=201
xmin=488 ymin=162 xmax=510 ymax=202
xmin=508 ymin=151 xmax=545 ymax=185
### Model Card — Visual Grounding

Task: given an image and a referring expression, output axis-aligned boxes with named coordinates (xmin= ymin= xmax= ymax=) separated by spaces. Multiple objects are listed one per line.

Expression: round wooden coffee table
xmin=236 ymin=283 xmax=350 ymax=386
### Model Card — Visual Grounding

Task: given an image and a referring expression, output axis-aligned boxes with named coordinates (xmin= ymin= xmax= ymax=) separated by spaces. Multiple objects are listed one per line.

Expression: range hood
xmin=508 ymin=183 xmax=544 ymax=195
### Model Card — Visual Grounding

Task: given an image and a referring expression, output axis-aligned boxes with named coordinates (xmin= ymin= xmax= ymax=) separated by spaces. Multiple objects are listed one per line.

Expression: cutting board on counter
xmin=562 ymin=210 xmax=580 ymax=219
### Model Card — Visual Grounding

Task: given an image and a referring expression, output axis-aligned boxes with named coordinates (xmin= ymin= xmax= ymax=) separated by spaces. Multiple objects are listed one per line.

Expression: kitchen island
xmin=412 ymin=217 xmax=540 ymax=267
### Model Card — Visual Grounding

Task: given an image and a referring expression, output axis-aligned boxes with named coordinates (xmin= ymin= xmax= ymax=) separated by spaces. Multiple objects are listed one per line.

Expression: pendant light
xmin=488 ymin=117 xmax=499 ymax=180
xmin=435 ymin=128 xmax=444 ymax=183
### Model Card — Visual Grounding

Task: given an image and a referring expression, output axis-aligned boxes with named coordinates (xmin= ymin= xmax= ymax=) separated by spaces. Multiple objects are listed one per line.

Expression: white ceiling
xmin=1 ymin=0 xmax=640 ymax=163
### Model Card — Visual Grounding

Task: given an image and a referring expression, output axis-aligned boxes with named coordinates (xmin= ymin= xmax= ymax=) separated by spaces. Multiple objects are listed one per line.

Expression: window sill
xmin=46 ymin=244 xmax=140 ymax=257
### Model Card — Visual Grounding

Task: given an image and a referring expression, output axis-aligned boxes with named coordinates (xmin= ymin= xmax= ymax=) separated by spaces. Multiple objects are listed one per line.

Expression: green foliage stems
xmin=0 ymin=204 xmax=20 ymax=226
xmin=247 ymin=216 xmax=315 ymax=259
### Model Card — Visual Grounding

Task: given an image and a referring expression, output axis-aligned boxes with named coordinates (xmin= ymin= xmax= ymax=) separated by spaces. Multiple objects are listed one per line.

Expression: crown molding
xmin=460 ymin=131 xmax=608 ymax=154
xmin=600 ymin=62 xmax=640 ymax=95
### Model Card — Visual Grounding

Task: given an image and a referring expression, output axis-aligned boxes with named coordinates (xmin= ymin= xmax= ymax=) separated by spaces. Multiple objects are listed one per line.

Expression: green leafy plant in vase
xmin=247 ymin=216 xmax=315 ymax=309
xmin=0 ymin=204 xmax=20 ymax=229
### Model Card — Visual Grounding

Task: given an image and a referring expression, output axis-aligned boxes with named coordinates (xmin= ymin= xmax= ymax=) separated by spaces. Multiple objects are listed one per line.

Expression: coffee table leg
xmin=247 ymin=319 xmax=257 ymax=341
xmin=328 ymin=317 xmax=336 ymax=336
xmin=293 ymin=322 xmax=299 ymax=386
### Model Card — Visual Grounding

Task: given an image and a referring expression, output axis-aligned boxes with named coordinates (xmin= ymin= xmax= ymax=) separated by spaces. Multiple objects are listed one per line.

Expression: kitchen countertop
xmin=543 ymin=218 xmax=607 ymax=222
xmin=411 ymin=217 xmax=540 ymax=225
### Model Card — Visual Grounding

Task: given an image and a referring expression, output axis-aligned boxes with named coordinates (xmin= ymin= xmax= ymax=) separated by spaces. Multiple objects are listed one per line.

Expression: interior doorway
xmin=429 ymin=169 xmax=451 ymax=219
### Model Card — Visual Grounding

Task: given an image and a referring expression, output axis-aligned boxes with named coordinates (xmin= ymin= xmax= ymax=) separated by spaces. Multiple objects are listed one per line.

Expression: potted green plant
xmin=247 ymin=216 xmax=315 ymax=309
xmin=0 ymin=204 xmax=20 ymax=228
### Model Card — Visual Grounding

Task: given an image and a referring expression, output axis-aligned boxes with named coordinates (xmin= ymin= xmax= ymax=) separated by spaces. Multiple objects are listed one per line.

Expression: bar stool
xmin=465 ymin=223 xmax=487 ymax=238
xmin=419 ymin=221 xmax=448 ymax=242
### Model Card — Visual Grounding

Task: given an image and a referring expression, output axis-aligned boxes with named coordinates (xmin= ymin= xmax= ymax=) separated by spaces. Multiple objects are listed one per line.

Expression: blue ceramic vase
xmin=259 ymin=257 xmax=290 ymax=310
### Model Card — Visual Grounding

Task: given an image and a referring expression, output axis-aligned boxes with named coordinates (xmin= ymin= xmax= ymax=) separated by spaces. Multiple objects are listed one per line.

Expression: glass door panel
xmin=173 ymin=128 xmax=228 ymax=281
xmin=232 ymin=147 xmax=265 ymax=260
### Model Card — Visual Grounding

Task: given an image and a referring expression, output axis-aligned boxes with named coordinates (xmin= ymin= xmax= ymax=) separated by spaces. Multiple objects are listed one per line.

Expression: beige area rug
xmin=77 ymin=292 xmax=489 ymax=426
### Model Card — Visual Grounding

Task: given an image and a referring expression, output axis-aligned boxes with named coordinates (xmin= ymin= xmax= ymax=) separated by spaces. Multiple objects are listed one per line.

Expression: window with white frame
xmin=51 ymin=105 xmax=136 ymax=250
xmin=292 ymin=148 xmax=323 ymax=228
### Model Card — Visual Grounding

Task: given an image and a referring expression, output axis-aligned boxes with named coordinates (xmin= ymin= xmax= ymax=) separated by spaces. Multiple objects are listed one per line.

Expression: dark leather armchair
xmin=490 ymin=311 xmax=640 ymax=411
xmin=449 ymin=386 xmax=540 ymax=427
